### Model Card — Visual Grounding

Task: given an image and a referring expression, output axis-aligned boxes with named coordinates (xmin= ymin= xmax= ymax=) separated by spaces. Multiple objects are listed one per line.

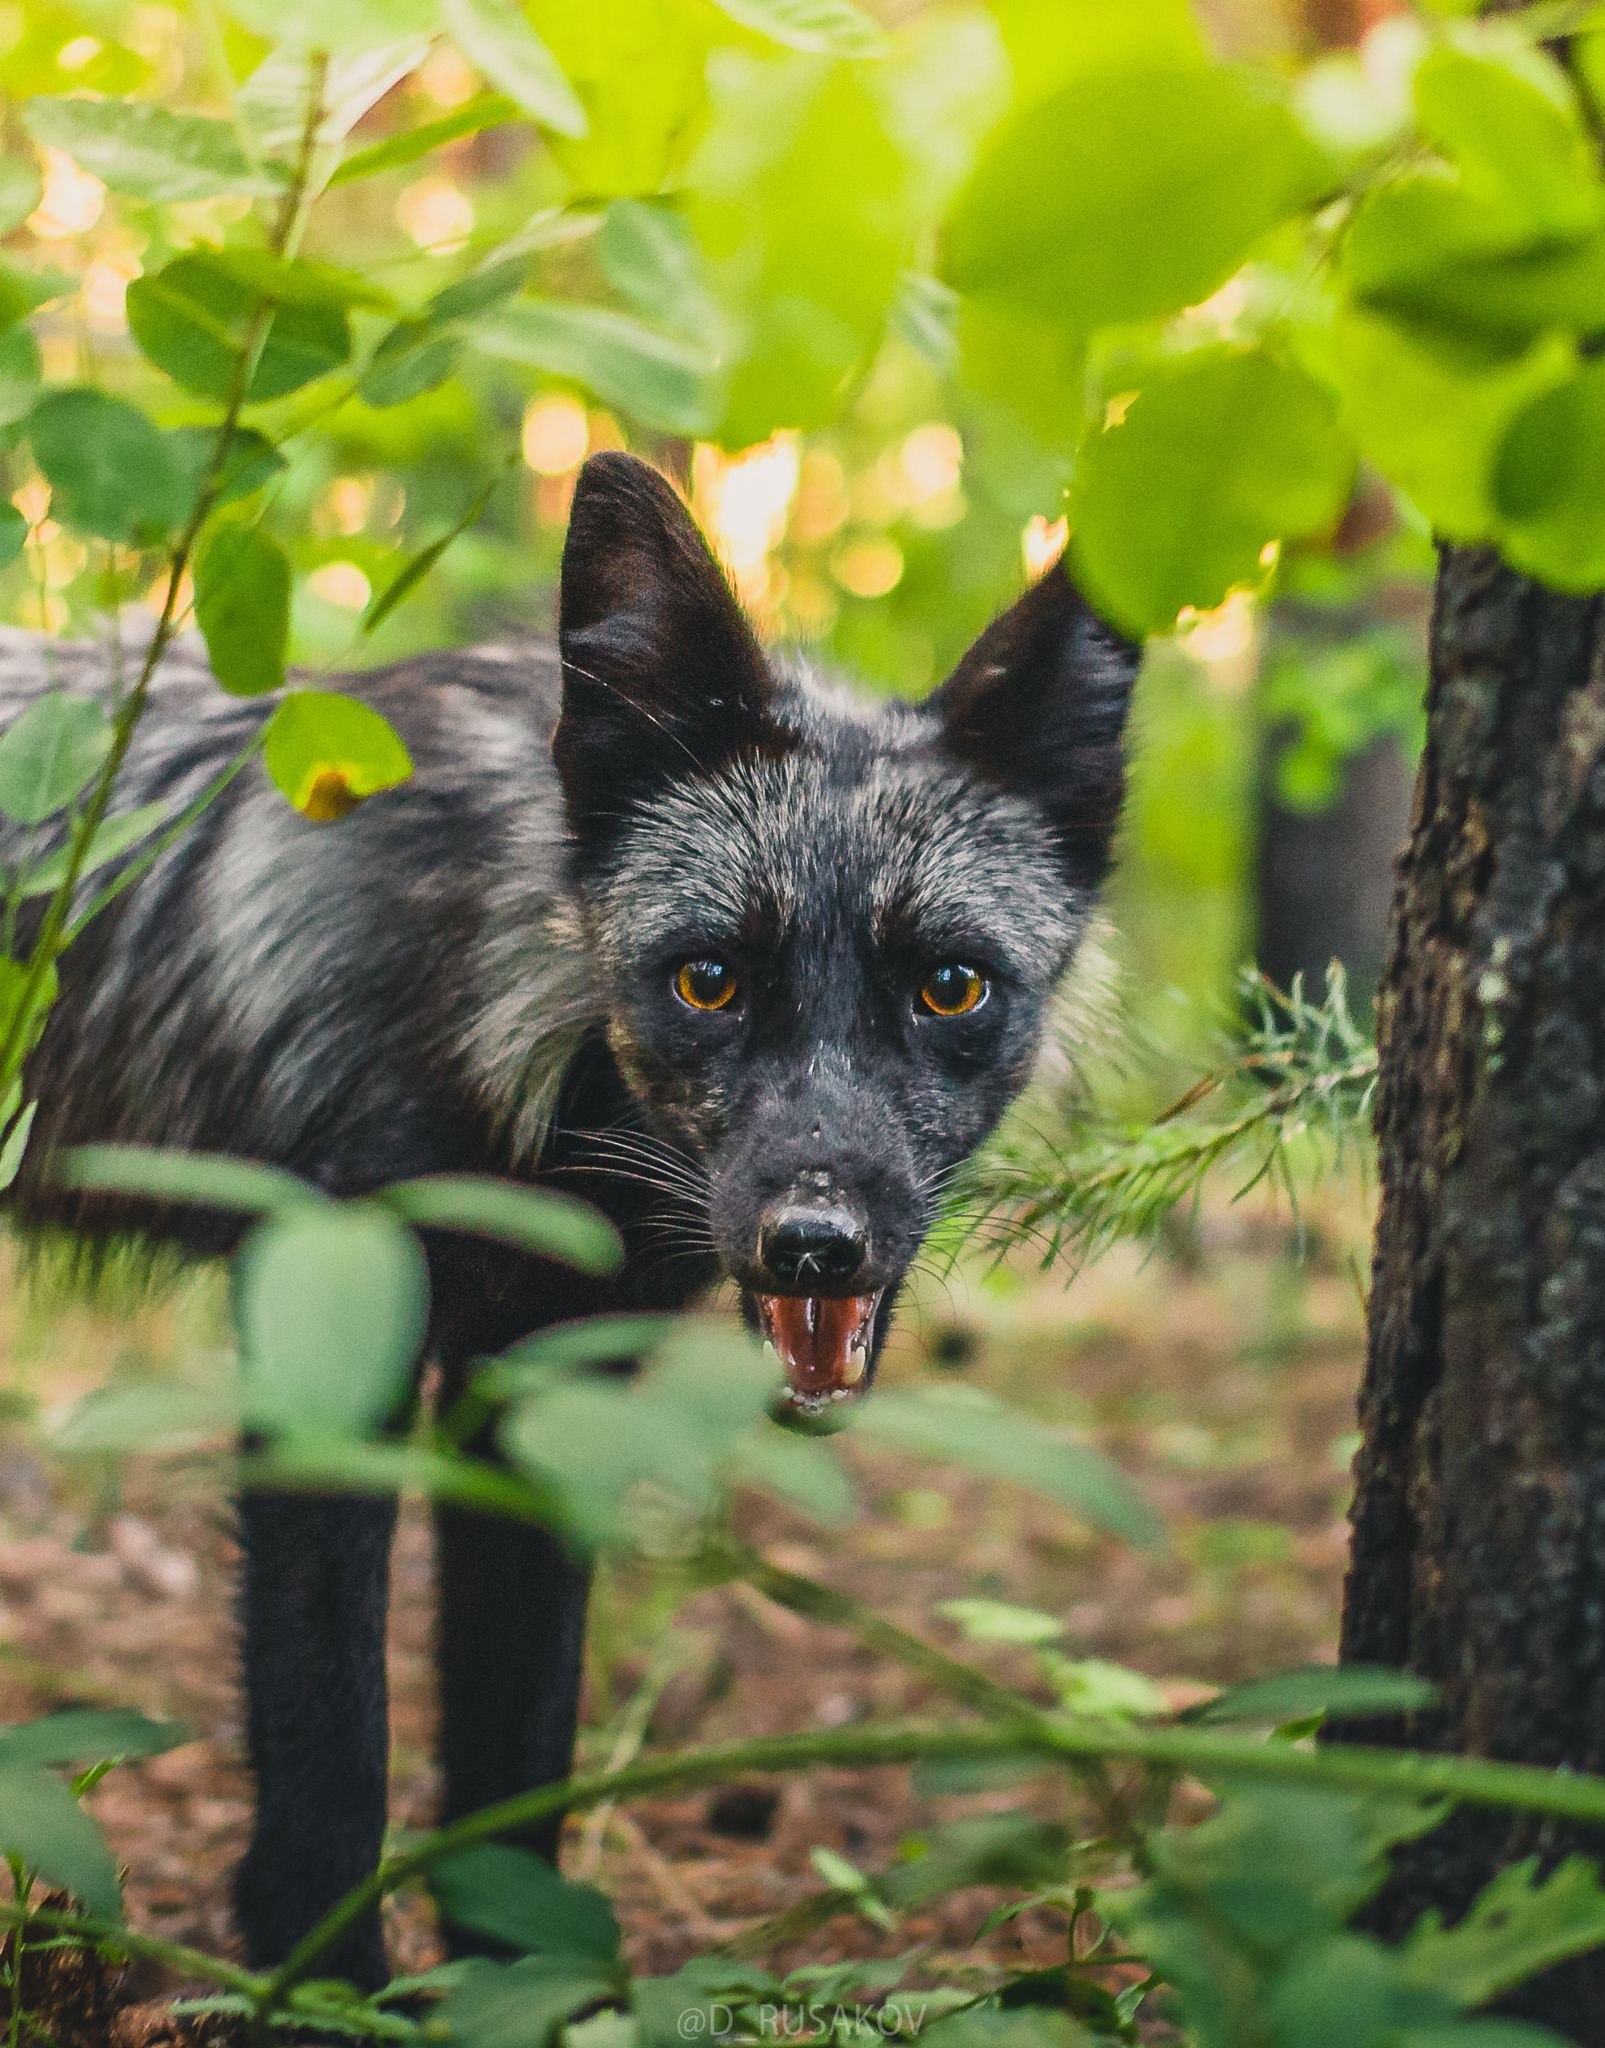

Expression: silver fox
xmin=0 ymin=452 xmax=1141 ymax=1984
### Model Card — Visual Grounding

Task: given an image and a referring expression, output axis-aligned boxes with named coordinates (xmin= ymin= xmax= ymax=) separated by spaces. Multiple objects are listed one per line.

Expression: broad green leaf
xmin=57 ymin=1377 xmax=239 ymax=1454
xmin=991 ymin=0 xmax=1208 ymax=105
xmin=0 ymin=1710 xmax=187 ymax=1772
xmin=853 ymin=1387 xmax=1161 ymax=1547
xmin=538 ymin=0 xmax=715 ymax=199
xmin=330 ymin=92 xmax=519 ymax=185
xmin=440 ymin=0 xmax=588 ymax=137
xmin=946 ymin=65 xmax=1329 ymax=326
xmin=238 ymin=1204 xmax=428 ymax=1436
xmin=262 ymin=691 xmax=413 ymax=821
xmin=1404 ymin=1857 xmax=1605 ymax=2008
xmin=707 ymin=0 xmax=884 ymax=58
xmin=359 ymin=321 xmax=463 ymax=408
xmin=488 ymin=1315 xmax=679 ymax=1390
xmin=167 ymin=424 xmax=287 ymax=519
xmin=0 ymin=258 xmax=70 ymax=333
xmin=439 ymin=1955 xmax=619 ymax=2048
xmin=0 ymin=692 xmax=114 ymax=827
xmin=0 ymin=156 xmax=42 ymax=235
xmin=937 ymin=1598 xmax=1063 ymax=1645
xmin=0 ymin=1767 xmax=121 ymax=1919
xmin=127 ymin=252 xmax=351 ymax=404
xmin=1331 ymin=306 xmax=1572 ymax=539
xmin=377 ymin=1174 xmax=622 ymax=1275
xmin=1267 ymin=1935 xmax=1458 ymax=2048
xmin=239 ymin=40 xmax=432 ymax=158
xmin=689 ymin=53 xmax=922 ymax=444
xmin=598 ymin=201 xmax=718 ymax=340
xmin=205 ymin=249 xmax=395 ymax=314
xmin=471 ymin=298 xmax=718 ymax=437
xmin=221 ymin=0 xmax=435 ymax=49
xmin=1492 ymin=358 xmax=1605 ymax=590
xmin=0 ymin=502 xmax=24 ymax=572
xmin=1346 ymin=172 xmax=1605 ymax=353
xmin=432 ymin=1845 xmax=621 ymax=1963
xmin=1191 ymin=1664 xmax=1438 ymax=1726
xmin=57 ymin=1143 xmax=321 ymax=1216
xmin=1069 ymin=347 xmax=1353 ymax=635
xmin=194 ymin=521 xmax=291 ymax=699
xmin=20 ymin=801 xmax=170 ymax=897
xmin=26 ymin=388 xmax=187 ymax=544
xmin=1414 ymin=41 xmax=1602 ymax=241
xmin=0 ymin=326 xmax=41 ymax=428
xmin=738 ymin=1427 xmax=855 ymax=1523
xmin=955 ymin=298 xmax=1086 ymax=516
xmin=0 ymin=960 xmax=55 ymax=1064
xmin=23 ymin=96 xmax=276 ymax=204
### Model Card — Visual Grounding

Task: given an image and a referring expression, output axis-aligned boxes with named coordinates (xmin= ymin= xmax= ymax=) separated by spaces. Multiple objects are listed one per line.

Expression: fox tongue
xmin=761 ymin=1294 xmax=875 ymax=1399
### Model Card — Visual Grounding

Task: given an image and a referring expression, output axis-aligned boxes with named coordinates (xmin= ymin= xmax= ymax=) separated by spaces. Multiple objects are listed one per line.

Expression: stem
xmin=256 ymin=1712 xmax=1605 ymax=2022
xmin=0 ymin=54 xmax=328 ymax=1112
xmin=0 ymin=1902 xmax=261 ymax=2001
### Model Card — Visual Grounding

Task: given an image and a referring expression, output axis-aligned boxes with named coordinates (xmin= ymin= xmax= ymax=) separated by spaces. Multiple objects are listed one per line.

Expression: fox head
xmin=553 ymin=451 xmax=1140 ymax=1411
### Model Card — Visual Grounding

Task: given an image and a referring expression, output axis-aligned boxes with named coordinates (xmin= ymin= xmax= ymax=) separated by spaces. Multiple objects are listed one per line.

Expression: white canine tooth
xmin=843 ymin=1344 xmax=868 ymax=1386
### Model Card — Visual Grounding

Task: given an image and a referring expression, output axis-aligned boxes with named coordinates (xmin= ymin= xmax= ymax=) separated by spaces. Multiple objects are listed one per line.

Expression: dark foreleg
xmin=235 ymin=1485 xmax=398 ymax=1989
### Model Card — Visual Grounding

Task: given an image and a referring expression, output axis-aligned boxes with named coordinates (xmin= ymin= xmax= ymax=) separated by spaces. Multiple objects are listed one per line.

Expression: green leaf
xmin=24 ymin=96 xmax=277 ymax=203
xmin=433 ymin=1845 xmax=621 ymax=1963
xmin=1414 ymin=41 xmax=1603 ymax=241
xmin=947 ymin=64 xmax=1329 ymax=326
xmin=937 ymin=1598 xmax=1064 ymax=1645
xmin=359 ymin=320 xmax=463 ymax=408
xmin=1266 ymin=1935 xmax=1458 ymax=2048
xmin=57 ymin=1143 xmax=320 ymax=1216
xmin=167 ymin=424 xmax=287 ymax=519
xmin=329 ymin=91 xmax=519 ymax=186
xmin=598 ymin=201 xmax=718 ymax=341
xmin=1069 ymin=347 xmax=1353 ymax=635
xmin=26 ymin=388 xmax=187 ymax=545
xmin=440 ymin=0 xmax=588 ymax=137
xmin=0 ymin=503 xmax=25 ymax=573
xmin=0 ymin=1767 xmax=121 ymax=1919
xmin=439 ymin=1955 xmax=619 ymax=2048
xmin=20 ymin=801 xmax=170 ymax=897
xmin=538 ymin=0 xmax=716 ymax=201
xmin=1192 ymin=1664 xmax=1438 ymax=1726
xmin=0 ymin=258 xmax=71 ymax=333
xmin=707 ymin=0 xmax=884 ymax=58
xmin=194 ymin=521 xmax=291 ymax=699
xmin=127 ymin=252 xmax=351 ymax=404
xmin=0 ymin=1100 xmax=35 ymax=1192
xmin=1403 ymin=1857 xmax=1605 ymax=2009
xmin=471 ymin=298 xmax=718 ymax=437
xmin=1491 ymin=357 xmax=1605 ymax=591
xmin=853 ymin=1387 xmax=1161 ymax=1547
xmin=237 ymin=1204 xmax=429 ymax=1436
xmin=0 ymin=1710 xmax=187 ymax=1772
xmin=262 ymin=691 xmax=413 ymax=821
xmin=882 ymin=1816 xmax=1068 ymax=1910
xmin=0 ymin=155 xmax=42 ymax=236
xmin=57 ymin=1377 xmax=239 ymax=1455
xmin=377 ymin=1175 xmax=621 ymax=1275
xmin=220 ymin=0 xmax=436 ymax=49
xmin=738 ymin=1428 xmax=855 ymax=1524
xmin=0 ymin=326 xmax=41 ymax=428
xmin=0 ymin=692 xmax=114 ymax=827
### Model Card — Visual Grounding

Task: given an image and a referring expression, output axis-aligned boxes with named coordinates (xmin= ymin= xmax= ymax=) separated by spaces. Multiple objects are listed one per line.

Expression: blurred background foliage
xmin=0 ymin=0 xmax=1456 ymax=1085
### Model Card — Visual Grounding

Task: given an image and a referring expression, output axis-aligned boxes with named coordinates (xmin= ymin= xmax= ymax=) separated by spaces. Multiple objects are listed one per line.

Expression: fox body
xmin=1 ymin=453 xmax=1140 ymax=1983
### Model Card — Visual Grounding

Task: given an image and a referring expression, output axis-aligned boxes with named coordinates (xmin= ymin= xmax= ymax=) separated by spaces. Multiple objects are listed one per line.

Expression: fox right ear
xmin=554 ymin=452 xmax=777 ymax=838
xmin=928 ymin=563 xmax=1142 ymax=892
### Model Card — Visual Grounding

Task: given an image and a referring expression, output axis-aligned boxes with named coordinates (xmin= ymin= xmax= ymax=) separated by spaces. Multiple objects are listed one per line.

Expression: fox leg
xmin=235 ymin=1483 xmax=399 ymax=1989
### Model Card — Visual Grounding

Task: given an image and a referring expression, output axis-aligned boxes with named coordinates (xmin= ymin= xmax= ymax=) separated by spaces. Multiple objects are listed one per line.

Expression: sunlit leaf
xmin=127 ymin=252 xmax=351 ymax=404
xmin=471 ymin=297 xmax=718 ymax=437
xmin=441 ymin=0 xmax=588 ymax=137
xmin=262 ymin=691 xmax=413 ymax=822
xmin=195 ymin=521 xmax=291 ymax=698
xmin=330 ymin=92 xmax=519 ymax=185
xmin=238 ymin=1204 xmax=428 ymax=1436
xmin=707 ymin=0 xmax=884 ymax=58
xmin=220 ymin=0 xmax=435 ymax=50
xmin=1069 ymin=347 xmax=1353 ymax=635
xmin=26 ymin=388 xmax=187 ymax=545
xmin=538 ymin=0 xmax=714 ymax=199
xmin=0 ymin=326 xmax=40 ymax=428
xmin=1414 ymin=39 xmax=1601 ymax=241
xmin=24 ymin=96 xmax=277 ymax=203
xmin=937 ymin=1598 xmax=1063 ymax=1645
xmin=1492 ymin=357 xmax=1605 ymax=590
xmin=598 ymin=200 xmax=718 ymax=340
xmin=0 ymin=692 xmax=114 ymax=827
xmin=0 ymin=1767 xmax=121 ymax=1919
xmin=0 ymin=503 xmax=25 ymax=572
xmin=0 ymin=156 xmax=43 ymax=235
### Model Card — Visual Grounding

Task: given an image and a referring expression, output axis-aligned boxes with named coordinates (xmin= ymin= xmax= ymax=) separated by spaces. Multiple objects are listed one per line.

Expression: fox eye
xmin=918 ymin=963 xmax=989 ymax=1018
xmin=674 ymin=959 xmax=738 ymax=1012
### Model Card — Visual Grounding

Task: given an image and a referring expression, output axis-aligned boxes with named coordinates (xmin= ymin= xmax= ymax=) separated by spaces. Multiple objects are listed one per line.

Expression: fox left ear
xmin=928 ymin=564 xmax=1142 ymax=890
xmin=555 ymin=451 xmax=777 ymax=840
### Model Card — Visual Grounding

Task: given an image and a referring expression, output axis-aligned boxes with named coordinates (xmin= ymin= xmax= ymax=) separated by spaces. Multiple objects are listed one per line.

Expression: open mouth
xmin=755 ymin=1291 xmax=884 ymax=1410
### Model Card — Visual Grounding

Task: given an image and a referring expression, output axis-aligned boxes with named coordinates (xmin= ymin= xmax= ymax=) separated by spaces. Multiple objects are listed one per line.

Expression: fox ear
xmin=928 ymin=564 xmax=1142 ymax=890
xmin=555 ymin=452 xmax=775 ymax=836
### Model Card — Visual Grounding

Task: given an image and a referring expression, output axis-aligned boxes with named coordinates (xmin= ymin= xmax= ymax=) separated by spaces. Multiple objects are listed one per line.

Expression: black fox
xmin=0 ymin=452 xmax=1140 ymax=1984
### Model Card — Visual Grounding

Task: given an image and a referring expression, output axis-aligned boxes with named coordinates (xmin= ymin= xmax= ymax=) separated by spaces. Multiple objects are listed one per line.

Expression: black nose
xmin=758 ymin=1206 xmax=867 ymax=1290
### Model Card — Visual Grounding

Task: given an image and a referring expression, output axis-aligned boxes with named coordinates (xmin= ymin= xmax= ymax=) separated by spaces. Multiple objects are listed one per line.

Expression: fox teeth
xmin=843 ymin=1343 xmax=868 ymax=1386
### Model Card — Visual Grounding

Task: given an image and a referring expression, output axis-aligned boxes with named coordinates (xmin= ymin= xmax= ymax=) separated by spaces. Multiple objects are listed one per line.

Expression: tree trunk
xmin=1339 ymin=544 xmax=1605 ymax=2037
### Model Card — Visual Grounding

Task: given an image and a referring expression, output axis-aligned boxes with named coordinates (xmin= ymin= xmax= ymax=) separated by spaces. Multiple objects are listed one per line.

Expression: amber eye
xmin=674 ymin=959 xmax=738 ymax=1012
xmin=919 ymin=964 xmax=989 ymax=1018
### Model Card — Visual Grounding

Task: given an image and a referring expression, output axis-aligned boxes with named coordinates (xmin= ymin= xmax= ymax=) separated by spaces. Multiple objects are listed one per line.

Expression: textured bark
xmin=1340 ymin=545 xmax=1605 ymax=2036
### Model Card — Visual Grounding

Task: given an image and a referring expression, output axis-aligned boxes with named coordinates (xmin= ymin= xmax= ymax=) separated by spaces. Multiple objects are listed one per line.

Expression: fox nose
xmin=758 ymin=1206 xmax=868 ymax=1291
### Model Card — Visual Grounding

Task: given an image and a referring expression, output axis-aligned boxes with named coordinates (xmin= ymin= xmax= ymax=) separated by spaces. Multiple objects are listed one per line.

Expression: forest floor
xmin=0 ymin=1187 xmax=1370 ymax=2038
